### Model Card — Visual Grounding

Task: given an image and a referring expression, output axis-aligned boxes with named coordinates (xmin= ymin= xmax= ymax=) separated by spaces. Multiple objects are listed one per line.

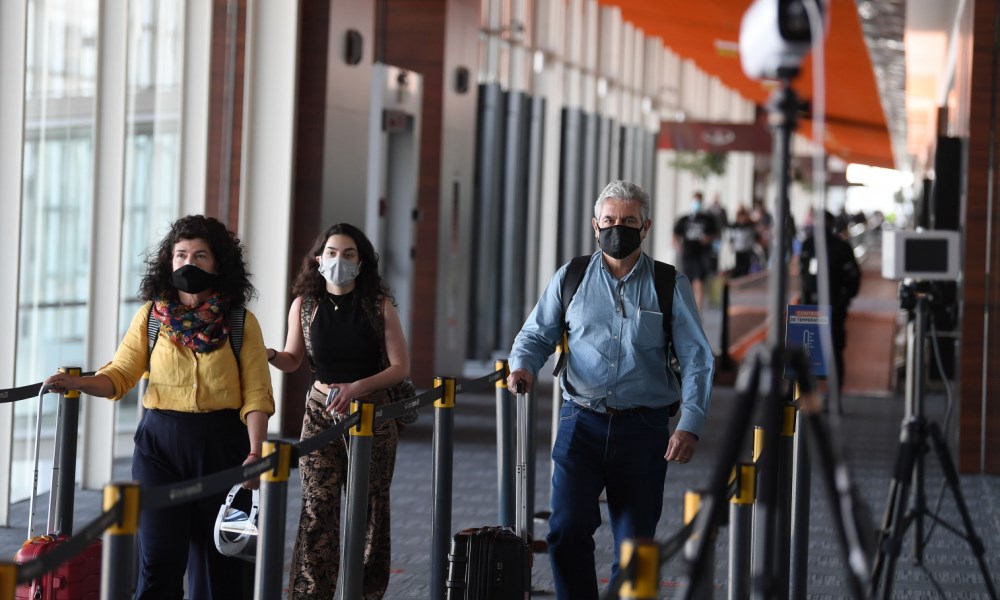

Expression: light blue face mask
xmin=319 ymin=256 xmax=361 ymax=287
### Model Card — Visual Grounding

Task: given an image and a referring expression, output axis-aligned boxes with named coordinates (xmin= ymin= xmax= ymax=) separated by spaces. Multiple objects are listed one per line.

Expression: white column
xmin=534 ymin=0 xmax=565 ymax=290
xmin=81 ymin=0 xmax=130 ymax=489
xmin=179 ymin=0 xmax=213 ymax=215
xmin=0 ymin=0 xmax=28 ymax=525
xmin=239 ymin=0 xmax=300 ymax=433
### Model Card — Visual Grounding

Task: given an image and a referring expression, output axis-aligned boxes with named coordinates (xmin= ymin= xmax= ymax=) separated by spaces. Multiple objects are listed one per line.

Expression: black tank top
xmin=309 ymin=291 xmax=381 ymax=384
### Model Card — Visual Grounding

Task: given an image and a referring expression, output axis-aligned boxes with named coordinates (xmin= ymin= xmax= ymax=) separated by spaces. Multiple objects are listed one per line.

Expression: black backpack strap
xmin=228 ymin=305 xmax=245 ymax=362
xmin=146 ymin=304 xmax=160 ymax=370
xmin=553 ymin=256 xmax=591 ymax=376
xmin=652 ymin=261 xmax=676 ymax=344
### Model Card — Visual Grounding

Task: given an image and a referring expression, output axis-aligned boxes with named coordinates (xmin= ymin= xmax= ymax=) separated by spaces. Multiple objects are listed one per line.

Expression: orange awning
xmin=601 ymin=0 xmax=893 ymax=168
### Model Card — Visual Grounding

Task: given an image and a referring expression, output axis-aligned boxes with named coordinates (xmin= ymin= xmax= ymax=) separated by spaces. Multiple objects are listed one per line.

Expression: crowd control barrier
xmin=0 ymin=360 xmax=515 ymax=600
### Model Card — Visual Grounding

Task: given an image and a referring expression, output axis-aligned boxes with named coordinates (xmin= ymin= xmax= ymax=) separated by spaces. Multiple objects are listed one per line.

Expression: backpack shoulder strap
xmin=561 ymin=255 xmax=591 ymax=329
xmin=552 ymin=256 xmax=591 ymax=377
xmin=146 ymin=304 xmax=160 ymax=370
xmin=300 ymin=295 xmax=318 ymax=373
xmin=228 ymin=305 xmax=245 ymax=363
xmin=652 ymin=260 xmax=676 ymax=342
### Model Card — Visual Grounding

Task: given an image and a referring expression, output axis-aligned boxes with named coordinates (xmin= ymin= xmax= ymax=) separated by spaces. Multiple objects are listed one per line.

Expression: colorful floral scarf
xmin=151 ymin=294 xmax=230 ymax=353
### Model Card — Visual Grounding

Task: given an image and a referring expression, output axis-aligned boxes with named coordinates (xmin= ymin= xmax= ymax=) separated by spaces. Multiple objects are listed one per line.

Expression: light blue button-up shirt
xmin=509 ymin=252 xmax=714 ymax=437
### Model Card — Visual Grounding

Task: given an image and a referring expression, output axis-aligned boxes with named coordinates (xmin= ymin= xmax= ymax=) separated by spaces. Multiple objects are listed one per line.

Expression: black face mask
xmin=598 ymin=224 xmax=644 ymax=259
xmin=171 ymin=264 xmax=218 ymax=294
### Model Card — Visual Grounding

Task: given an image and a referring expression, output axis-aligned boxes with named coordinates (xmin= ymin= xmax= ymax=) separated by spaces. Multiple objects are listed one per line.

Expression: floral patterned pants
xmin=289 ymin=387 xmax=398 ymax=600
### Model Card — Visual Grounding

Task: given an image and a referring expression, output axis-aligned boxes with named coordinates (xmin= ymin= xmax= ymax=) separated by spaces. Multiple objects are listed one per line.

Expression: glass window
xmin=115 ymin=0 xmax=185 ymax=455
xmin=13 ymin=0 xmax=100 ymax=504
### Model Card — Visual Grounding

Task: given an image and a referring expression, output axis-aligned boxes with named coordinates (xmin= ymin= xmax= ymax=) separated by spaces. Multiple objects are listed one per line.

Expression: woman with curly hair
xmin=45 ymin=214 xmax=274 ymax=599
xmin=266 ymin=223 xmax=409 ymax=599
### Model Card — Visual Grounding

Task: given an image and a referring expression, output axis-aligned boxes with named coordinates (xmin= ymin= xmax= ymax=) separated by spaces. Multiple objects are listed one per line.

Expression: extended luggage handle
xmin=514 ymin=380 xmax=529 ymax=544
xmin=27 ymin=385 xmax=52 ymax=540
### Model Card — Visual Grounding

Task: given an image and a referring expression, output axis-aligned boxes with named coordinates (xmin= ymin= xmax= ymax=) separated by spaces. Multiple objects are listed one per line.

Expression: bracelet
xmin=247 ymin=452 xmax=259 ymax=459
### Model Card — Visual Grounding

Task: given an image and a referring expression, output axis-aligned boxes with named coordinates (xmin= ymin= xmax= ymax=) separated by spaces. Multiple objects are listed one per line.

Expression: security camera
xmin=739 ymin=0 xmax=826 ymax=80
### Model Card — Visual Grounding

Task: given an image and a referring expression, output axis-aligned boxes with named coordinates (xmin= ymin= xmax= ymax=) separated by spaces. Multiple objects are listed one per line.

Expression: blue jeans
xmin=547 ymin=400 xmax=671 ymax=600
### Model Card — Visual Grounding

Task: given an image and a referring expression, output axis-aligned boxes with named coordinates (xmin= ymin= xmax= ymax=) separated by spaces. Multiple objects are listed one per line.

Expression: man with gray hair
xmin=507 ymin=180 xmax=715 ymax=599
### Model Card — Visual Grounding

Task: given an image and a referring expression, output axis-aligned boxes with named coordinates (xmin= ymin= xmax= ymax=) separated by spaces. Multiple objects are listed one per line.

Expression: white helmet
xmin=213 ymin=484 xmax=260 ymax=562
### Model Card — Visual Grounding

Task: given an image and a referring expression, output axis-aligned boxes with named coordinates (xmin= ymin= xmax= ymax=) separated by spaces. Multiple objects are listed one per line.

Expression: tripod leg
xmin=871 ymin=420 xmax=920 ymax=599
xmin=925 ymin=423 xmax=1000 ymax=600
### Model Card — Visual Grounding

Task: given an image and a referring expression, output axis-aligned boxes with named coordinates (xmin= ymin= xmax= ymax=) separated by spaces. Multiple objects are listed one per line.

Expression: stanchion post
xmin=684 ymin=490 xmax=713 ymax=600
xmin=51 ymin=366 xmax=81 ymax=535
xmin=341 ymin=399 xmax=376 ymax=600
xmin=101 ymin=481 xmax=140 ymax=600
xmin=774 ymin=403 xmax=797 ymax=598
xmin=255 ymin=440 xmax=291 ymax=600
xmin=789 ymin=385 xmax=812 ymax=599
xmin=729 ymin=463 xmax=756 ymax=600
xmin=431 ymin=376 xmax=457 ymax=600
xmin=0 ymin=561 xmax=15 ymax=600
xmin=619 ymin=538 xmax=660 ymax=600
xmin=495 ymin=359 xmax=515 ymax=526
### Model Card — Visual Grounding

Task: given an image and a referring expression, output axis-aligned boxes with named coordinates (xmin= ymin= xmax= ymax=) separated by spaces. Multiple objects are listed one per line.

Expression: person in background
xmin=508 ymin=180 xmax=714 ymax=600
xmin=44 ymin=215 xmax=274 ymax=599
xmin=728 ymin=204 xmax=758 ymax=277
xmin=267 ymin=223 xmax=409 ymax=600
xmin=799 ymin=210 xmax=862 ymax=386
xmin=673 ymin=190 xmax=720 ymax=311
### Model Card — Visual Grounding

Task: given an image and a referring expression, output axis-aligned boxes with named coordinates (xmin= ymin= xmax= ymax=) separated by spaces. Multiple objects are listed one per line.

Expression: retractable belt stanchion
xmin=619 ymin=538 xmax=660 ymax=600
xmin=729 ymin=463 xmax=755 ymax=600
xmin=0 ymin=561 xmax=14 ymax=599
xmin=431 ymin=376 xmax=456 ymax=600
xmin=51 ymin=366 xmax=82 ymax=535
xmin=684 ymin=490 xmax=713 ymax=600
xmin=495 ymin=359 xmax=515 ymax=526
xmin=789 ymin=385 xmax=812 ymax=599
xmin=341 ymin=398 xmax=376 ymax=600
xmin=255 ymin=440 xmax=291 ymax=600
xmin=774 ymin=402 xmax=797 ymax=598
xmin=101 ymin=481 xmax=139 ymax=600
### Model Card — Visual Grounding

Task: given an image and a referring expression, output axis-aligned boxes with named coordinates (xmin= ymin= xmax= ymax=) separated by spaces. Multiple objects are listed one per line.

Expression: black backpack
xmin=145 ymin=304 xmax=246 ymax=371
xmin=553 ymin=256 xmax=678 ymax=381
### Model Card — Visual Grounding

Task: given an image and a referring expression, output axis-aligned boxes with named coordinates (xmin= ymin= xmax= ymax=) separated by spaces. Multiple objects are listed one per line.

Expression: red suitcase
xmin=15 ymin=386 xmax=103 ymax=599
xmin=15 ymin=535 xmax=102 ymax=600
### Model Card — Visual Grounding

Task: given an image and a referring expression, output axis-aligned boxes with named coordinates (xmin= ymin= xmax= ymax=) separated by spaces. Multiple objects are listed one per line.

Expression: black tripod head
xmin=898 ymin=279 xmax=958 ymax=329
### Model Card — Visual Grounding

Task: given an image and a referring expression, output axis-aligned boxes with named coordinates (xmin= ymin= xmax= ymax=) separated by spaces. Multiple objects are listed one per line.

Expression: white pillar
xmin=239 ymin=0 xmax=300 ymax=433
xmin=81 ymin=0 xmax=130 ymax=490
xmin=0 ymin=0 xmax=29 ymax=525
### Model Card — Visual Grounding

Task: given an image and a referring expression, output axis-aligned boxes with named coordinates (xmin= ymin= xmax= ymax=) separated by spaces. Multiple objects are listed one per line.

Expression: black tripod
xmin=870 ymin=289 xmax=998 ymax=599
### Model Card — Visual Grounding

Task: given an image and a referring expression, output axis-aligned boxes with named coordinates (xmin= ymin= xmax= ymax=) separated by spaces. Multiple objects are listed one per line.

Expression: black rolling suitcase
xmin=446 ymin=526 xmax=530 ymax=599
xmin=446 ymin=384 xmax=532 ymax=599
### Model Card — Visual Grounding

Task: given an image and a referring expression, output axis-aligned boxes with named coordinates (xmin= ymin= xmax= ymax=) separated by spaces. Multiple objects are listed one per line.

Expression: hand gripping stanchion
xmin=255 ymin=440 xmax=292 ymax=600
xmin=431 ymin=376 xmax=456 ymax=600
xmin=684 ymin=490 xmax=713 ymax=600
xmin=729 ymin=463 xmax=755 ymax=600
xmin=789 ymin=385 xmax=812 ymax=599
xmin=342 ymin=398 xmax=376 ymax=600
xmin=101 ymin=481 xmax=139 ymax=600
xmin=618 ymin=539 xmax=660 ymax=600
xmin=495 ymin=359 xmax=515 ymax=527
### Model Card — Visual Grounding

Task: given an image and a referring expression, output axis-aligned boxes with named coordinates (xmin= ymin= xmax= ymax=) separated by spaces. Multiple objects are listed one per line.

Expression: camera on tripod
xmin=883 ymin=229 xmax=960 ymax=329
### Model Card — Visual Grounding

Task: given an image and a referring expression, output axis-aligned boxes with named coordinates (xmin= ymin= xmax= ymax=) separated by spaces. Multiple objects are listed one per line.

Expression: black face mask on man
xmin=598 ymin=224 xmax=644 ymax=259
xmin=172 ymin=264 xmax=218 ymax=294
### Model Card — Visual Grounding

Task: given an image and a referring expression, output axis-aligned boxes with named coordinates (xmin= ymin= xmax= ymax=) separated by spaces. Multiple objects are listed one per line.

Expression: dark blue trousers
xmin=547 ymin=401 xmax=671 ymax=600
xmin=132 ymin=409 xmax=250 ymax=600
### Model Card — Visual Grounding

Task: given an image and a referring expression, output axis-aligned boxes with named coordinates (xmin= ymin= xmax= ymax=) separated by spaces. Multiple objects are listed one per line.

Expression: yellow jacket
xmin=97 ymin=302 xmax=275 ymax=423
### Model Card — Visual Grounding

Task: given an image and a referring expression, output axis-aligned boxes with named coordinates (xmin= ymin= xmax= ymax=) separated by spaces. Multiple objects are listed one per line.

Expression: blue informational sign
xmin=785 ymin=304 xmax=831 ymax=378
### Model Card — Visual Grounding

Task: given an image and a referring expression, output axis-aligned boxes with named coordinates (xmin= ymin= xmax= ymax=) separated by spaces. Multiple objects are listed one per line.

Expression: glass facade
xmin=11 ymin=0 xmax=183 ymax=503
